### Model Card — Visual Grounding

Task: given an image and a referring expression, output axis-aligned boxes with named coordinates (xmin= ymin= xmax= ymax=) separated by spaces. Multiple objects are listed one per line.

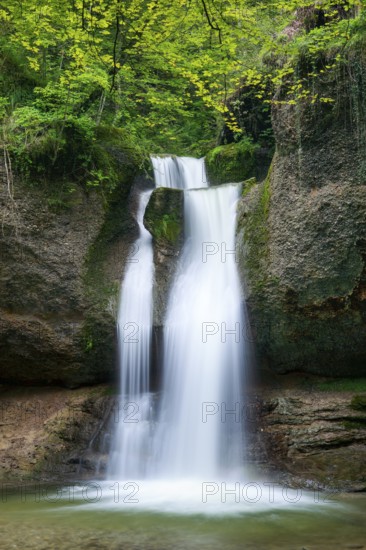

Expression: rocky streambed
xmin=0 ymin=379 xmax=365 ymax=493
xmin=253 ymin=383 xmax=366 ymax=492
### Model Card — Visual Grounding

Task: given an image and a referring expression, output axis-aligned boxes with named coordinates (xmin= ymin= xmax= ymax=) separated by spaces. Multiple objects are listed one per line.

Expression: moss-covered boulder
xmin=237 ymin=46 xmax=366 ymax=377
xmin=144 ymin=187 xmax=184 ymax=248
xmin=144 ymin=187 xmax=184 ymax=329
xmin=205 ymin=139 xmax=259 ymax=185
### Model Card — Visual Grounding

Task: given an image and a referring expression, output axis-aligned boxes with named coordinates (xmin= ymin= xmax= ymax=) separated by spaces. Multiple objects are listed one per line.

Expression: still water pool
xmin=0 ymin=482 xmax=365 ymax=549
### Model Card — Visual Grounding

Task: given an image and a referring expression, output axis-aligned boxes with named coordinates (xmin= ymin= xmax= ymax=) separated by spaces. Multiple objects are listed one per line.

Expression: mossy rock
xmin=237 ymin=45 xmax=366 ymax=377
xmin=94 ymin=126 xmax=143 ymax=175
xmin=12 ymin=119 xmax=143 ymax=195
xmin=81 ymin=133 xmax=144 ymax=384
xmin=241 ymin=177 xmax=257 ymax=197
xmin=205 ymin=139 xmax=259 ymax=185
xmin=238 ymin=162 xmax=272 ymax=292
xmin=144 ymin=187 xmax=184 ymax=248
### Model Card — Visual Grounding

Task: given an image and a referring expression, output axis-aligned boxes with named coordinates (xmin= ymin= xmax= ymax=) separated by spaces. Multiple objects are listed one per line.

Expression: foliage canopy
xmin=0 ymin=0 xmax=365 ymax=180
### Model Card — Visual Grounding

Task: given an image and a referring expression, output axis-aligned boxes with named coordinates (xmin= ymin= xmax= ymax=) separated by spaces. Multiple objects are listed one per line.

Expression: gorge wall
xmin=236 ymin=48 xmax=366 ymax=377
xmin=0 ymin=133 xmax=144 ymax=387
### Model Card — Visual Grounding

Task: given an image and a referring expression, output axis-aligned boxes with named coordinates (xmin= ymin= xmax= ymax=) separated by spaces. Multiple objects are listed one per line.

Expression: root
xmin=1 ymin=135 xmax=19 ymax=237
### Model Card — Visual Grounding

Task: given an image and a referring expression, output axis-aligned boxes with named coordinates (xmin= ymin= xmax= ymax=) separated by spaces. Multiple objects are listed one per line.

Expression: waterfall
xmin=108 ymin=189 xmax=154 ymax=478
xmin=149 ymin=157 xmax=244 ymax=479
xmin=53 ymin=155 xmax=322 ymax=516
xmin=108 ymin=155 xmax=248 ymax=510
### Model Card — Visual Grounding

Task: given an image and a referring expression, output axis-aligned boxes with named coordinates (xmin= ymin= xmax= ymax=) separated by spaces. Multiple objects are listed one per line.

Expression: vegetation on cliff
xmin=235 ymin=20 xmax=366 ymax=378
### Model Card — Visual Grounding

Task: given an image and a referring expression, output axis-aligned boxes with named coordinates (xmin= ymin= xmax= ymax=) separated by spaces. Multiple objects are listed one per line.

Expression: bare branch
xmin=201 ymin=0 xmax=222 ymax=44
xmin=110 ymin=15 xmax=120 ymax=93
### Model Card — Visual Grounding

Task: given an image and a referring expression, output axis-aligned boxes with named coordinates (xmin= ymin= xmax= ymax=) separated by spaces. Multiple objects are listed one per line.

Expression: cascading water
xmin=108 ymin=156 xmax=247 ymax=500
xmin=77 ymin=156 xmax=317 ymax=514
xmin=151 ymin=155 xmax=207 ymax=189
xmin=108 ymin=189 xmax=154 ymax=478
xmin=61 ymin=156 xmax=323 ymax=515
xmin=104 ymin=157 xmax=244 ymax=509
xmin=152 ymin=182 xmax=245 ymax=480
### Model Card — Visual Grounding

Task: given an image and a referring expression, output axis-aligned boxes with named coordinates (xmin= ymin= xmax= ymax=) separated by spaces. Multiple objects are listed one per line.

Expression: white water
xmin=108 ymin=157 xmax=247 ymax=503
xmin=108 ymin=190 xmax=154 ymax=478
xmin=152 ymin=183 xmax=245 ymax=479
xmin=151 ymin=155 xmax=208 ymax=189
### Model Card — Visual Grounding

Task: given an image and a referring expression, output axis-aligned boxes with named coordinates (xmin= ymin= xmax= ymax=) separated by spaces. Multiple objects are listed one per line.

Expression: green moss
xmin=144 ymin=187 xmax=184 ymax=248
xmin=9 ymin=114 xmax=143 ymax=200
xmin=205 ymin=138 xmax=259 ymax=185
xmin=153 ymin=213 xmax=181 ymax=245
xmin=242 ymin=161 xmax=272 ymax=291
xmin=350 ymin=395 xmax=366 ymax=411
xmin=85 ymin=130 xmax=142 ymax=292
xmin=99 ymin=385 xmax=119 ymax=396
xmin=241 ymin=177 xmax=257 ymax=197
xmin=316 ymin=379 xmax=366 ymax=392
xmin=81 ymin=131 xmax=143 ymax=381
xmin=343 ymin=420 xmax=366 ymax=430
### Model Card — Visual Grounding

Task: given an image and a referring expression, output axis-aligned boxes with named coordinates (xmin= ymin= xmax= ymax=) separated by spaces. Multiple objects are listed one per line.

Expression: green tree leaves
xmin=0 ymin=0 xmax=365 ymax=162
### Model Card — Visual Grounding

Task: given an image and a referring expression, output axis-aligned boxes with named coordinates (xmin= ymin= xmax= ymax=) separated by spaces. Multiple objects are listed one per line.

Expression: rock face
xmin=143 ymin=186 xmax=184 ymax=387
xmin=0 ymin=146 xmax=141 ymax=386
xmin=1 ymin=49 xmax=366 ymax=489
xmin=237 ymin=52 xmax=366 ymax=376
xmin=254 ymin=386 xmax=366 ymax=491
xmin=0 ymin=384 xmax=113 ymax=481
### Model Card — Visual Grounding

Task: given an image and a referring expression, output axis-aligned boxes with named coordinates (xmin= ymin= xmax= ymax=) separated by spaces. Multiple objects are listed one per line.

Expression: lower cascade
xmin=152 ymin=183 xmax=245 ymax=479
xmin=108 ymin=189 xmax=154 ymax=479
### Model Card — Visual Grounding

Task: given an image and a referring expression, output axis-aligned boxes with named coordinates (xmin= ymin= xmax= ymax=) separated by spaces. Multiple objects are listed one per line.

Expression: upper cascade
xmin=151 ymin=156 xmax=208 ymax=189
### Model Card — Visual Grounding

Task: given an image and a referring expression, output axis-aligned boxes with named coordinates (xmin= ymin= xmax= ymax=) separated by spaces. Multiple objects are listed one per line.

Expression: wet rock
xmin=0 ymin=385 xmax=113 ymax=481
xmin=0 ymin=154 xmax=141 ymax=385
